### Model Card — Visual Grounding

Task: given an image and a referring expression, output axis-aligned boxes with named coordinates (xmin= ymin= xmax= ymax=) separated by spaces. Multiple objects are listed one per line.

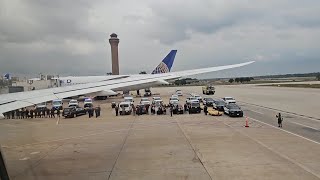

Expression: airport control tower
xmin=109 ymin=33 xmax=120 ymax=75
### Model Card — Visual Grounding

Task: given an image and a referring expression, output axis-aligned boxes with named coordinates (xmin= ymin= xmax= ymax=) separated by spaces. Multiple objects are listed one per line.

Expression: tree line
xmin=228 ymin=77 xmax=254 ymax=83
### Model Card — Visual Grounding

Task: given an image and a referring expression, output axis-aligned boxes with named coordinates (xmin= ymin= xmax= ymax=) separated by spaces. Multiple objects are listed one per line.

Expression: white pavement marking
xmin=216 ymin=117 xmax=320 ymax=179
xmin=248 ymin=117 xmax=320 ymax=145
xmin=30 ymin=151 xmax=40 ymax=155
xmin=4 ymin=122 xmax=182 ymax=148
xmin=241 ymin=101 xmax=320 ymax=122
xmin=249 ymin=109 xmax=264 ymax=115
xmin=288 ymin=121 xmax=319 ymax=131
xmin=19 ymin=157 xmax=30 ymax=161
xmin=56 ymin=117 xmax=60 ymax=125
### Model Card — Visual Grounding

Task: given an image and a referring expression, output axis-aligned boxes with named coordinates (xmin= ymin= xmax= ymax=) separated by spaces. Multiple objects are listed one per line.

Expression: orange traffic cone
xmin=245 ymin=116 xmax=249 ymax=127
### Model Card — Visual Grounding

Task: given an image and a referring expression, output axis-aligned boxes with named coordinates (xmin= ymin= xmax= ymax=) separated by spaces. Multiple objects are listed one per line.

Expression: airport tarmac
xmin=0 ymin=85 xmax=320 ymax=180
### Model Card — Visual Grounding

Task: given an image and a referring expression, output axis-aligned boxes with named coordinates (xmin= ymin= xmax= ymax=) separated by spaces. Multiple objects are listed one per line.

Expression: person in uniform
xmin=21 ymin=109 xmax=25 ymax=119
xmin=46 ymin=108 xmax=50 ymax=118
xmin=170 ymin=105 xmax=173 ymax=117
xmin=51 ymin=108 xmax=55 ymax=118
xmin=16 ymin=109 xmax=20 ymax=119
xmin=115 ymin=105 xmax=119 ymax=116
xmin=56 ymin=109 xmax=61 ymax=118
xmin=276 ymin=113 xmax=283 ymax=128
xmin=30 ymin=109 xmax=34 ymax=118
xmin=25 ymin=109 xmax=29 ymax=118
xmin=42 ymin=108 xmax=46 ymax=118
xmin=132 ymin=104 xmax=136 ymax=116
xmin=95 ymin=106 xmax=101 ymax=118
xmin=204 ymin=105 xmax=208 ymax=115
xmin=11 ymin=111 xmax=15 ymax=119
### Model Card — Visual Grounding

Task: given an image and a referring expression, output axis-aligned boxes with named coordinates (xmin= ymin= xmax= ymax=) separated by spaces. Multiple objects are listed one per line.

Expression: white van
xmin=36 ymin=102 xmax=47 ymax=110
xmin=84 ymin=98 xmax=93 ymax=108
xmin=119 ymin=102 xmax=132 ymax=115
xmin=52 ymin=99 xmax=63 ymax=110
xmin=124 ymin=96 xmax=134 ymax=104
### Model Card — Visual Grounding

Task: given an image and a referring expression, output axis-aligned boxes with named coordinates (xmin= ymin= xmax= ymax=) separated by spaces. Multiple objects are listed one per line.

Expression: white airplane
xmin=55 ymin=50 xmax=178 ymax=87
xmin=0 ymin=50 xmax=254 ymax=118
xmin=53 ymin=50 xmax=178 ymax=99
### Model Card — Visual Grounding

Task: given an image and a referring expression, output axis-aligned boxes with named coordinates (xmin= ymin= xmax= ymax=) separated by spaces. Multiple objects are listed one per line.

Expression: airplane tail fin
xmin=151 ymin=50 xmax=177 ymax=74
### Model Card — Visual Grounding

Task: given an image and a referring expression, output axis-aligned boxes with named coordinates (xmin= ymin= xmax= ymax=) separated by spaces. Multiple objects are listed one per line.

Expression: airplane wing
xmin=0 ymin=61 xmax=254 ymax=118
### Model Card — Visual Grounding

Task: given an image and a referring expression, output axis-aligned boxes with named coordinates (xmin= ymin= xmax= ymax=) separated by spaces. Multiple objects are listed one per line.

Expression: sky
xmin=0 ymin=0 xmax=319 ymax=79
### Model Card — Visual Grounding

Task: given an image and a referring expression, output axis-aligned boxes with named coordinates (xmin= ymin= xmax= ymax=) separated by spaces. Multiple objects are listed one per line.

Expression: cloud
xmin=0 ymin=0 xmax=320 ymax=77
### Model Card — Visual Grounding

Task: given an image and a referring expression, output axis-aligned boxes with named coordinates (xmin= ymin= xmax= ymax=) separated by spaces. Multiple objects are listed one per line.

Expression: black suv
xmin=63 ymin=107 xmax=77 ymax=118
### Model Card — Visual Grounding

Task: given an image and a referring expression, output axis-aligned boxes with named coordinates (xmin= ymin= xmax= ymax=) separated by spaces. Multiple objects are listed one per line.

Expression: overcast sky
xmin=0 ymin=0 xmax=319 ymax=78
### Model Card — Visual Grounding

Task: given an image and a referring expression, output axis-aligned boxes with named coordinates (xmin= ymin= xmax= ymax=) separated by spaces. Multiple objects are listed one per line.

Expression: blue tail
xmin=151 ymin=50 xmax=177 ymax=74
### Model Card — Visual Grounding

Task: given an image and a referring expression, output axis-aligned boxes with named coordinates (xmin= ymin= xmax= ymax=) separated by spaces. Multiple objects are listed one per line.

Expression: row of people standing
xmin=3 ymin=108 xmax=61 ymax=119
xmin=88 ymin=106 xmax=101 ymax=118
xmin=114 ymin=103 xmax=192 ymax=116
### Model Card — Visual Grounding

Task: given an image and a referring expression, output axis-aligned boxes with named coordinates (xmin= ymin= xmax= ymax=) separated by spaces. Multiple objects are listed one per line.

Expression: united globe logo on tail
xmin=152 ymin=62 xmax=170 ymax=74
xmin=151 ymin=50 xmax=177 ymax=74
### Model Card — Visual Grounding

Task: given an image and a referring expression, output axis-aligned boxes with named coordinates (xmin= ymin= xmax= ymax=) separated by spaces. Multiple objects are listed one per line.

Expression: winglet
xmin=151 ymin=50 xmax=177 ymax=74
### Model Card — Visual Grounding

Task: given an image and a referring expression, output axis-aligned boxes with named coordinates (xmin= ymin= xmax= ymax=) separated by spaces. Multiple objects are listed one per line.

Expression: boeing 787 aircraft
xmin=0 ymin=50 xmax=254 ymax=118
xmin=56 ymin=50 xmax=178 ymax=87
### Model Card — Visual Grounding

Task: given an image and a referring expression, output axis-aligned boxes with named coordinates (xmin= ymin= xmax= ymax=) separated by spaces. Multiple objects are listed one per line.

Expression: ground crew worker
xmin=30 ymin=109 xmax=34 ymax=118
xmin=42 ymin=108 xmax=46 ymax=118
xmin=11 ymin=111 xmax=15 ymax=119
xmin=46 ymin=108 xmax=50 ymax=118
xmin=51 ymin=108 xmax=55 ymax=118
xmin=95 ymin=106 xmax=101 ymax=118
xmin=121 ymin=105 xmax=125 ymax=116
xmin=276 ymin=113 xmax=283 ymax=128
xmin=21 ymin=109 xmax=25 ymax=119
xmin=151 ymin=106 xmax=154 ymax=114
xmin=184 ymin=104 xmax=187 ymax=113
xmin=56 ymin=109 xmax=61 ymax=118
xmin=16 ymin=109 xmax=20 ymax=119
xmin=204 ymin=105 xmax=208 ymax=115
xmin=146 ymin=104 xmax=150 ymax=114
xmin=137 ymin=105 xmax=141 ymax=116
xmin=170 ymin=105 xmax=173 ymax=117
xmin=88 ymin=107 xmax=92 ymax=118
xmin=4 ymin=112 xmax=9 ymax=119
xmin=132 ymin=104 xmax=136 ymax=116
xmin=25 ymin=109 xmax=29 ymax=118
xmin=33 ymin=109 xmax=37 ymax=118
xmin=115 ymin=105 xmax=119 ymax=116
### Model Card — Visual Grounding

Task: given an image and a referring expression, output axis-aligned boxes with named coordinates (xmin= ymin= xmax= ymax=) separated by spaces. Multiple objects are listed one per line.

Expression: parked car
xmin=124 ymin=96 xmax=134 ymax=105
xmin=144 ymin=88 xmax=152 ymax=97
xmin=186 ymin=96 xmax=197 ymax=104
xmin=176 ymin=90 xmax=183 ymax=96
xmin=152 ymin=96 xmax=162 ymax=101
xmin=172 ymin=104 xmax=184 ymax=114
xmin=63 ymin=107 xmax=77 ymax=118
xmin=152 ymin=99 xmax=163 ymax=106
xmin=140 ymin=97 xmax=151 ymax=105
xmin=171 ymin=94 xmax=179 ymax=100
xmin=119 ymin=102 xmax=132 ymax=115
xmin=169 ymin=96 xmax=179 ymax=104
xmin=208 ymin=109 xmax=223 ymax=116
xmin=192 ymin=94 xmax=203 ymax=102
xmin=189 ymin=100 xmax=201 ymax=114
xmin=203 ymin=98 xmax=214 ymax=106
xmin=224 ymin=103 xmax=243 ymax=117
xmin=75 ymin=107 xmax=87 ymax=116
xmin=136 ymin=104 xmax=147 ymax=114
xmin=84 ymin=98 xmax=93 ymax=107
xmin=68 ymin=99 xmax=79 ymax=107
xmin=213 ymin=100 xmax=226 ymax=111
xmin=52 ymin=99 xmax=63 ymax=110
xmin=222 ymin=97 xmax=236 ymax=104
